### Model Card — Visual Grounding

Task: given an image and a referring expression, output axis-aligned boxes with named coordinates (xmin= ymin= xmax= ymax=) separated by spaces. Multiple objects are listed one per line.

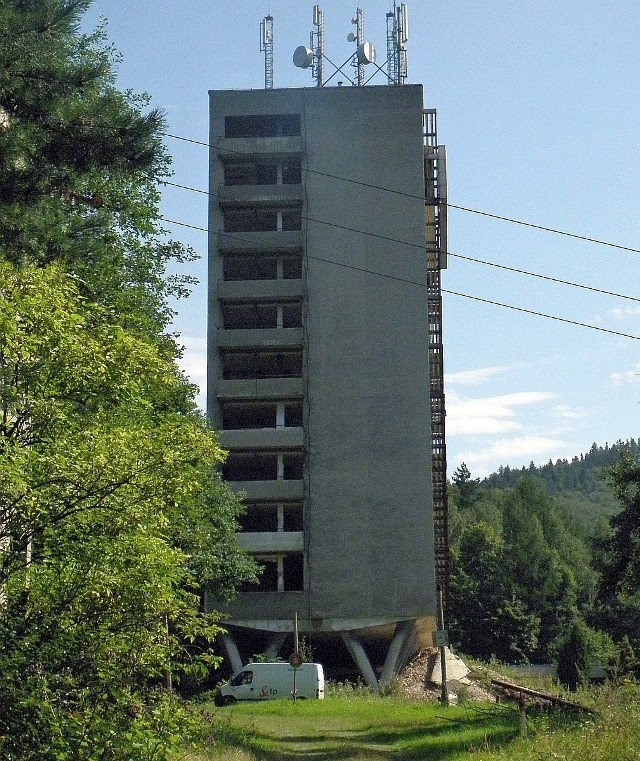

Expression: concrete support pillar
xmin=220 ymin=632 xmax=243 ymax=674
xmin=380 ymin=619 xmax=415 ymax=687
xmin=340 ymin=631 xmax=379 ymax=692
xmin=264 ymin=632 xmax=288 ymax=660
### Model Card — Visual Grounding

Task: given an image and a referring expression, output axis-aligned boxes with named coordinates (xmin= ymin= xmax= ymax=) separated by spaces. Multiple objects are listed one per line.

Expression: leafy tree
xmin=0 ymin=0 xmax=195 ymax=340
xmin=597 ymin=453 xmax=640 ymax=600
xmin=450 ymin=462 xmax=481 ymax=512
xmin=0 ymin=1 xmax=256 ymax=757
xmin=555 ymin=619 xmax=592 ymax=691
xmin=448 ymin=522 xmax=539 ymax=662
xmin=0 ymin=263 xmax=255 ymax=760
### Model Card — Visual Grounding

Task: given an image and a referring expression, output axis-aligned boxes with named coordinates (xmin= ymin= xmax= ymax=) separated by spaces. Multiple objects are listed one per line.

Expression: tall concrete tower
xmin=206 ymin=84 xmax=447 ymax=688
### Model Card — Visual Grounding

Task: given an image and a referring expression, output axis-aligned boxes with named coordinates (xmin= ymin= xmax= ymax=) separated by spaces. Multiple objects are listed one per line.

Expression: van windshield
xmin=231 ymin=670 xmax=253 ymax=687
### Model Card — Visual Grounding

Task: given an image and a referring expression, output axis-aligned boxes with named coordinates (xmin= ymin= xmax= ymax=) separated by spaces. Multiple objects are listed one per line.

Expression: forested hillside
xmin=447 ymin=441 xmax=640 ymax=673
xmin=482 ymin=440 xmax=639 ymax=533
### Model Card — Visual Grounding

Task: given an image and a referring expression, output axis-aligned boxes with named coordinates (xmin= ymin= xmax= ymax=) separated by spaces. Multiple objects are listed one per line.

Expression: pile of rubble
xmin=396 ymin=648 xmax=495 ymax=702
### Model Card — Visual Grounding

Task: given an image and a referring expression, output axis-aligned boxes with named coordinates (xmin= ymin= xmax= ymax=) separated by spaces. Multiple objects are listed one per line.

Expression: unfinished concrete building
xmin=206 ymin=83 xmax=448 ymax=688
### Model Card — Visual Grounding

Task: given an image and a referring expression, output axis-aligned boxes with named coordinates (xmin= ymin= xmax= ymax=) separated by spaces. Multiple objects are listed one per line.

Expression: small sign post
xmin=289 ymin=613 xmax=303 ymax=701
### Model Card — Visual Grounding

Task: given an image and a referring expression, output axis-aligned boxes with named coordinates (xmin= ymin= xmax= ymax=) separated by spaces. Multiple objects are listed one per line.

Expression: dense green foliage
xmin=0 ymin=1 xmax=255 ymax=758
xmin=555 ymin=620 xmax=593 ymax=691
xmin=448 ymin=443 xmax=640 ymax=667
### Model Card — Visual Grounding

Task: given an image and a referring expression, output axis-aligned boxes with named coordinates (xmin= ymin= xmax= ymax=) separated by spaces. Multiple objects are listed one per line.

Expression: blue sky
xmin=83 ymin=1 xmax=640 ymax=478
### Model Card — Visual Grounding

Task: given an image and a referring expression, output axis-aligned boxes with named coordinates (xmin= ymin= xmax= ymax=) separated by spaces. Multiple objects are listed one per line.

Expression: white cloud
xmin=447 ymin=390 xmax=556 ymax=436
xmin=610 ymin=305 xmax=640 ymax=320
xmin=456 ymin=436 xmax=566 ymax=477
xmin=551 ymin=404 xmax=588 ymax=421
xmin=445 ymin=365 xmax=516 ymax=386
xmin=175 ymin=336 xmax=207 ymax=410
xmin=610 ymin=360 xmax=640 ymax=386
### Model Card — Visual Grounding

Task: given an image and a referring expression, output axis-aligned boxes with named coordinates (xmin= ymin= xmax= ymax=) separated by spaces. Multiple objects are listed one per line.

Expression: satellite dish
xmin=357 ymin=41 xmax=376 ymax=65
xmin=347 ymin=32 xmax=356 ymax=42
xmin=293 ymin=46 xmax=314 ymax=69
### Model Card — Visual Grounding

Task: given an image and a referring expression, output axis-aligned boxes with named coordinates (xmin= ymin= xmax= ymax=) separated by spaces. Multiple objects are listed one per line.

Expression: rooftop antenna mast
xmin=260 ymin=15 xmax=274 ymax=89
xmin=293 ymin=6 xmax=376 ymax=86
xmin=292 ymin=6 xmax=324 ymax=86
xmin=350 ymin=8 xmax=365 ymax=86
xmin=386 ymin=3 xmax=408 ymax=84
xmin=311 ymin=5 xmax=324 ymax=86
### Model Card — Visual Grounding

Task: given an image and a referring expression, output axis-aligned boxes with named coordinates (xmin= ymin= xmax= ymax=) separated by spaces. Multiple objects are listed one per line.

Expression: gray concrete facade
xmin=207 ymin=85 xmax=436 ymax=685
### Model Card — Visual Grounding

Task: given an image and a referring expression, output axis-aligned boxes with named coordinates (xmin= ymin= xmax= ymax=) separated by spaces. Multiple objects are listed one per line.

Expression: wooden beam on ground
xmin=490 ymin=678 xmax=596 ymax=715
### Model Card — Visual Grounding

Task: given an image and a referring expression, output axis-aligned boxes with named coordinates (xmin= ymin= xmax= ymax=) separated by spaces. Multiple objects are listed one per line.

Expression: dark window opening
xmin=221 ymin=403 xmax=277 ymax=429
xmin=224 ymin=209 xmax=277 ymax=233
xmin=282 ymin=256 xmax=303 ymax=279
xmin=225 ymin=114 xmax=301 ymax=138
xmin=221 ymin=350 xmax=303 ymax=380
xmin=281 ymin=208 xmax=302 ymax=231
xmin=223 ymin=255 xmax=302 ymax=281
xmin=283 ymin=553 xmax=304 ymax=591
xmin=222 ymin=303 xmax=278 ymax=329
xmin=223 ymin=453 xmax=277 ymax=481
xmin=239 ymin=504 xmax=279 ymax=532
xmin=284 ymin=401 xmax=303 ymax=427
xmin=223 ymin=162 xmax=278 ymax=186
xmin=283 ymin=453 xmax=304 ymax=480
xmin=254 ymin=560 xmax=278 ymax=592
xmin=283 ymin=503 xmax=303 ymax=532
xmin=282 ymin=158 xmax=302 ymax=184
xmin=220 ymin=301 xmax=301 ymax=330
xmin=223 ymin=256 xmax=278 ymax=281
xmin=282 ymin=303 xmax=302 ymax=328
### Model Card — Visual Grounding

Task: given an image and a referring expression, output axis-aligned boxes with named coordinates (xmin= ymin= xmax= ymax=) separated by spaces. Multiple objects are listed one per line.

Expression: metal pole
xmin=437 ymin=585 xmax=448 ymax=706
xmin=293 ymin=613 xmax=299 ymax=701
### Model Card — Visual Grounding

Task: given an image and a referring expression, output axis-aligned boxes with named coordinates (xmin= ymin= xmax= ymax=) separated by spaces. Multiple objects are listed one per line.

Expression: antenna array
xmin=260 ymin=15 xmax=274 ymax=89
xmin=292 ymin=5 xmax=408 ymax=87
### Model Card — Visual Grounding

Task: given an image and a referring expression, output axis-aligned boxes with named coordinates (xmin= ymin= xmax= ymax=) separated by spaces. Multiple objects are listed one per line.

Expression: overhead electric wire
xmin=163 ymin=132 xmax=640 ymax=256
xmin=159 ymin=180 xmax=640 ymax=304
xmin=160 ymin=217 xmax=640 ymax=342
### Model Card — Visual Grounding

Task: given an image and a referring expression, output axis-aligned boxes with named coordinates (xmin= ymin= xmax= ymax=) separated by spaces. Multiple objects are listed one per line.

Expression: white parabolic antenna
xmin=357 ymin=41 xmax=376 ymax=65
xmin=293 ymin=45 xmax=314 ymax=69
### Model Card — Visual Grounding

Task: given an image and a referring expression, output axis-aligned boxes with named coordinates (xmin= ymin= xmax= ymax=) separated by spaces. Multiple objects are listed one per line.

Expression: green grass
xmin=189 ymin=694 xmax=518 ymax=760
xmin=186 ymin=680 xmax=640 ymax=761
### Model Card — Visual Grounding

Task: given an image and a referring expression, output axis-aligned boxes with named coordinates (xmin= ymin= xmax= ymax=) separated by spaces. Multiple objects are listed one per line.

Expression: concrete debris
xmin=396 ymin=649 xmax=495 ymax=702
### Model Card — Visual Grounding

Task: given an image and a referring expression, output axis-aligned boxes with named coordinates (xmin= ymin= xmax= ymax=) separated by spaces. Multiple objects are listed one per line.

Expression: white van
xmin=216 ymin=662 xmax=325 ymax=705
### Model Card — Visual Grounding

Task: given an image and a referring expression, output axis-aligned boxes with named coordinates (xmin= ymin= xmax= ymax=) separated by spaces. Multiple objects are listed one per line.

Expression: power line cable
xmin=159 ymin=180 xmax=639 ymax=303
xmin=160 ymin=217 xmax=640 ymax=341
xmin=163 ymin=133 xmax=640 ymax=256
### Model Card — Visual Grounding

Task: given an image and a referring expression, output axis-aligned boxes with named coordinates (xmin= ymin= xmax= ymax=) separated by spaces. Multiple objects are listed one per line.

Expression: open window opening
xmin=238 ymin=501 xmax=303 ymax=533
xmin=224 ymin=114 xmax=301 ymax=138
xmin=247 ymin=553 xmax=304 ymax=593
xmin=220 ymin=349 xmax=303 ymax=380
xmin=223 ymin=254 xmax=302 ymax=281
xmin=221 ymin=300 xmax=302 ymax=330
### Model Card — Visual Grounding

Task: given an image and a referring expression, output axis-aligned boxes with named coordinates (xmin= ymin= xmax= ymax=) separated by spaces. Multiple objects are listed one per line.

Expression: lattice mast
xmin=386 ymin=3 xmax=408 ymax=85
xmin=260 ymin=15 xmax=274 ymax=89
xmin=353 ymin=8 xmax=365 ymax=86
xmin=311 ymin=5 xmax=324 ymax=86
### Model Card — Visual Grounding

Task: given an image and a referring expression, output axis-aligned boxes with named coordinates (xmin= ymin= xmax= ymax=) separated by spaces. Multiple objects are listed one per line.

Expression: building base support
xmin=220 ymin=632 xmax=243 ymax=674
xmin=380 ymin=619 xmax=415 ymax=687
xmin=264 ymin=632 xmax=288 ymax=660
xmin=340 ymin=631 xmax=379 ymax=692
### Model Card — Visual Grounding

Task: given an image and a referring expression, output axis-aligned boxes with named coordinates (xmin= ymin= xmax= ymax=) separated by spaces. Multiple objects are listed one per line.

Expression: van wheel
xmin=223 ymin=695 xmax=237 ymax=706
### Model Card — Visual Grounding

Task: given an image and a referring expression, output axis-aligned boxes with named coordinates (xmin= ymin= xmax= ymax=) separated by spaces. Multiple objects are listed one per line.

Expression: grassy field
xmin=185 ymin=679 xmax=640 ymax=761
